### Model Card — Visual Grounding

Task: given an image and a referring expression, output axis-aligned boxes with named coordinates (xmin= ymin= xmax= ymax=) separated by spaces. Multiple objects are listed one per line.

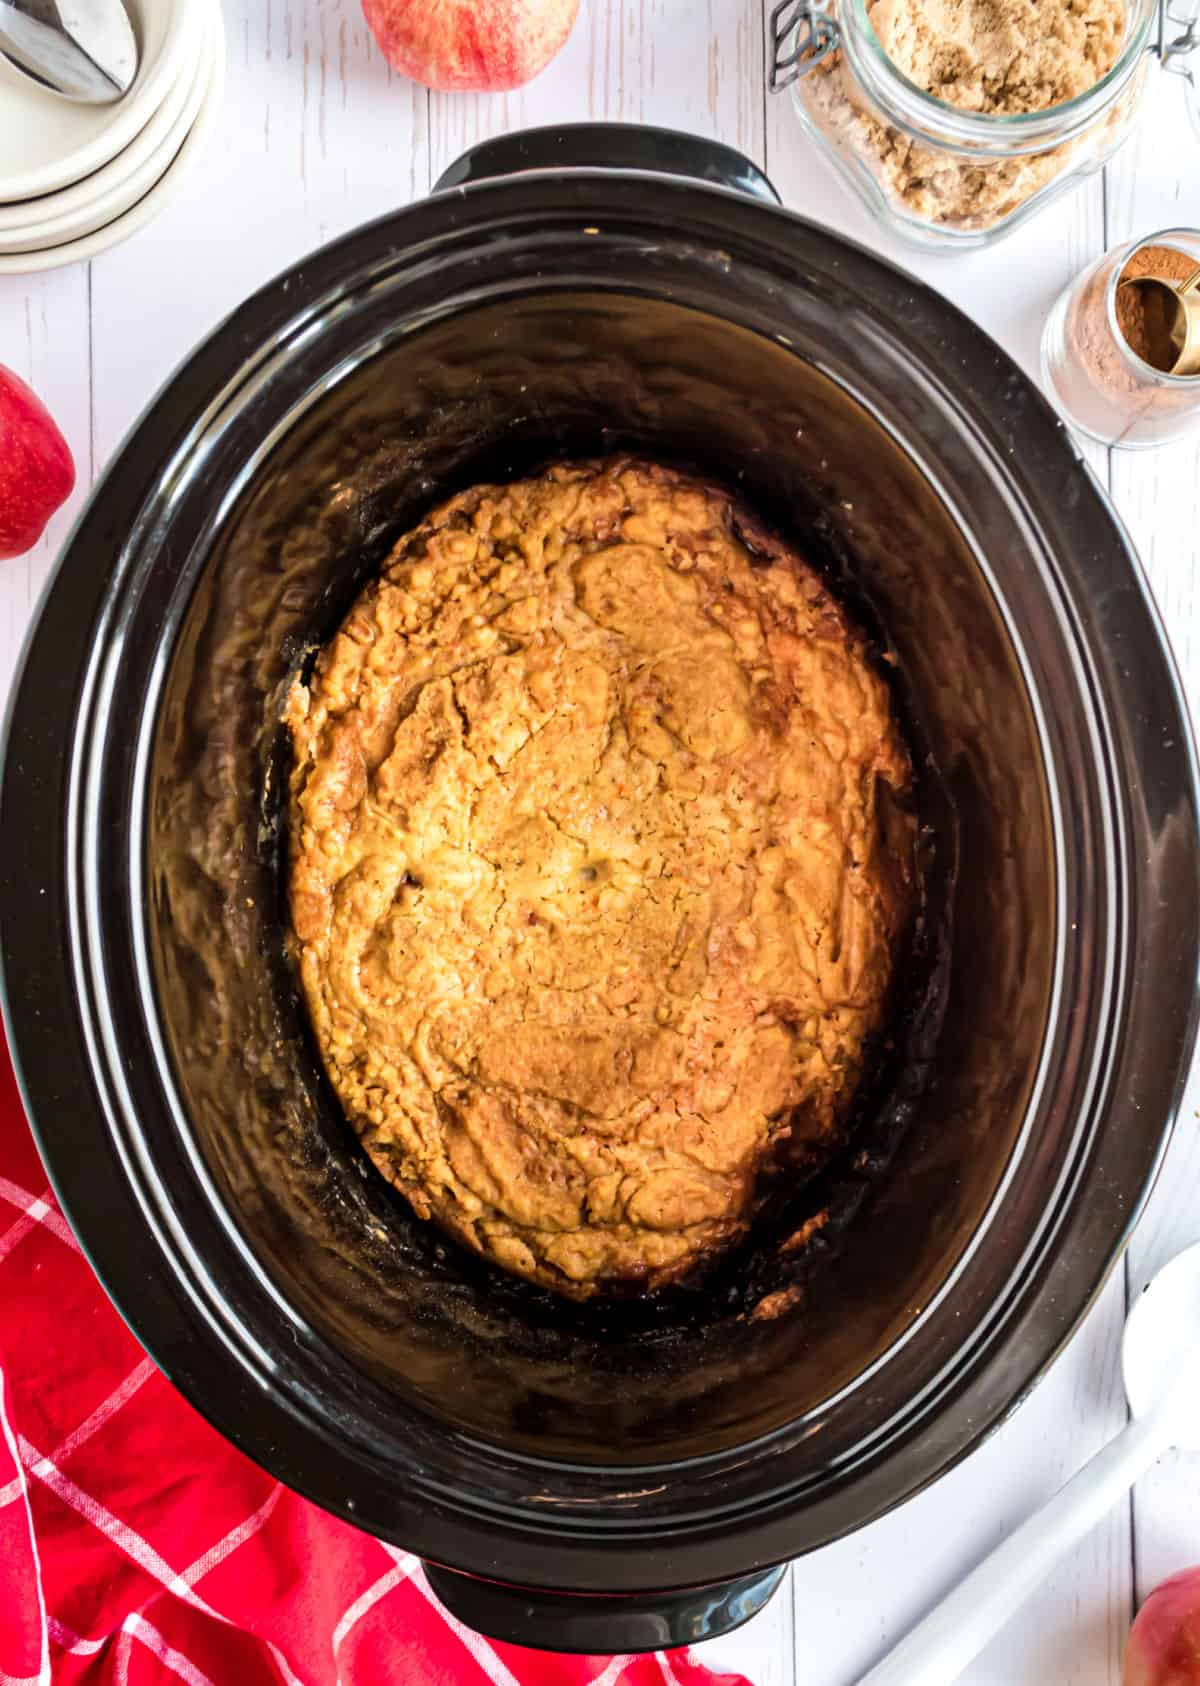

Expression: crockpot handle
xmin=422 ymin=1559 xmax=788 ymax=1653
xmin=432 ymin=121 xmax=780 ymax=204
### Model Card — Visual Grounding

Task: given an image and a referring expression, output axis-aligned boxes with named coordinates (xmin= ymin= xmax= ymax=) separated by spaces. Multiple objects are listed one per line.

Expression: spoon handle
xmin=857 ymin=1413 xmax=1171 ymax=1686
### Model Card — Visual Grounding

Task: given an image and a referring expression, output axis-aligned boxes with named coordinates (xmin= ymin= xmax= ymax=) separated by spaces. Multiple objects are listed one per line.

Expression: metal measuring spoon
xmin=859 ymin=1242 xmax=1200 ymax=1686
xmin=0 ymin=0 xmax=137 ymax=105
xmin=1120 ymin=266 xmax=1200 ymax=377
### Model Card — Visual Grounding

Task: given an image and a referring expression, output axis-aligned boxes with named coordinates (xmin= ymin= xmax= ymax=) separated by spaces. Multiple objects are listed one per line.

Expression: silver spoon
xmin=859 ymin=1241 xmax=1200 ymax=1685
xmin=0 ymin=0 xmax=137 ymax=104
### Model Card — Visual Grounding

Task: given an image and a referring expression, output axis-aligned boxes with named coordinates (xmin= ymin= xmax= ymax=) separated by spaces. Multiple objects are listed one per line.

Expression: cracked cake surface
xmin=285 ymin=459 xmax=914 ymax=1299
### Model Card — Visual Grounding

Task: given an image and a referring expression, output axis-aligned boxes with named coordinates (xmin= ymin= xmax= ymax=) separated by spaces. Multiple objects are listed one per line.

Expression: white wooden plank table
xmin=1 ymin=5 xmax=1198 ymax=1682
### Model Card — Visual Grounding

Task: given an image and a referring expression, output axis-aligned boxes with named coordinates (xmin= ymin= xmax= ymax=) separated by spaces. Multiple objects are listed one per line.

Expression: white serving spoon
xmin=0 ymin=0 xmax=137 ymax=103
xmin=859 ymin=1242 xmax=1200 ymax=1686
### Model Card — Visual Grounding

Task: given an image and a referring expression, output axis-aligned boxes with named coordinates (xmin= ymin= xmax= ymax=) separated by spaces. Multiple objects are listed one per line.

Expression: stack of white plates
xmin=0 ymin=0 xmax=224 ymax=275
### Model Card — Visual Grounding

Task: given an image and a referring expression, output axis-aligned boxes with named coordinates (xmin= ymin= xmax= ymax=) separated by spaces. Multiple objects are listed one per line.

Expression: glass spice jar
xmin=1041 ymin=227 xmax=1200 ymax=449
xmin=767 ymin=0 xmax=1194 ymax=250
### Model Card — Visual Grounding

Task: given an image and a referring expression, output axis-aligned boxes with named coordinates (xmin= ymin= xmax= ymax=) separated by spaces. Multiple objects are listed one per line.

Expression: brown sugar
xmin=869 ymin=0 xmax=1126 ymax=116
xmin=800 ymin=0 xmax=1134 ymax=232
xmin=1115 ymin=244 xmax=1199 ymax=371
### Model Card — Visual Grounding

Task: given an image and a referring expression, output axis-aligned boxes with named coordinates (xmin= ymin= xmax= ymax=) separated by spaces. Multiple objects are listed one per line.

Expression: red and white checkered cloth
xmin=0 ymin=1023 xmax=756 ymax=1686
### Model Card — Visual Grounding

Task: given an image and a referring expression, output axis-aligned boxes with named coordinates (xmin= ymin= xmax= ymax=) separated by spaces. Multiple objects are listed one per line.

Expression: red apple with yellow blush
xmin=362 ymin=0 xmax=579 ymax=92
xmin=0 ymin=365 xmax=75 ymax=561
xmin=1125 ymin=1568 xmax=1200 ymax=1686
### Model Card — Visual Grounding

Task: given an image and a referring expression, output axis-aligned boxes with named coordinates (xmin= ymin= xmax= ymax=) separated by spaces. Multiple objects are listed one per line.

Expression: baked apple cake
xmin=286 ymin=459 xmax=913 ymax=1299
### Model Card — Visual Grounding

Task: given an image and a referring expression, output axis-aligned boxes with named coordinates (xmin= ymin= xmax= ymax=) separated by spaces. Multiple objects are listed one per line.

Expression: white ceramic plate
xmin=0 ymin=0 xmax=202 ymax=203
xmin=0 ymin=6 xmax=214 ymax=254
xmin=0 ymin=7 xmax=201 ymax=234
xmin=0 ymin=3 xmax=225 ymax=275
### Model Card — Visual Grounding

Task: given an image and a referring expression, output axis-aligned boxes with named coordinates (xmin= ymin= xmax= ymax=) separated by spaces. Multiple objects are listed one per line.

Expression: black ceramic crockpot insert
xmin=2 ymin=130 xmax=1198 ymax=1647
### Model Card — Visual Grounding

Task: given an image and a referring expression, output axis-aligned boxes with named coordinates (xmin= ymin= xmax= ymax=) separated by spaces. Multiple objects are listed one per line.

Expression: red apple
xmin=362 ymin=0 xmax=578 ymax=92
xmin=0 ymin=365 xmax=75 ymax=561
xmin=1125 ymin=1567 xmax=1200 ymax=1686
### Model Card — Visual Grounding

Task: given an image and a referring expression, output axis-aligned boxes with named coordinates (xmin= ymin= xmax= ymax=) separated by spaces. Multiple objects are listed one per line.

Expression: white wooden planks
xmin=1 ymin=7 xmax=1199 ymax=1680
xmin=1105 ymin=63 xmax=1200 ymax=1624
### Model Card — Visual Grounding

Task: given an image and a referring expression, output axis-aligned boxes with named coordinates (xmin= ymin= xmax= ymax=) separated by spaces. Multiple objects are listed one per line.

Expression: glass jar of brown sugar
xmin=1041 ymin=227 xmax=1200 ymax=449
xmin=767 ymin=0 xmax=1198 ymax=250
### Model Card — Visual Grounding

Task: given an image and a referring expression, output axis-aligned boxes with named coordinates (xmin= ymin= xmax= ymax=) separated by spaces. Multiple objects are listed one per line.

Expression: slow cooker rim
xmin=2 ymin=171 xmax=1197 ymax=1593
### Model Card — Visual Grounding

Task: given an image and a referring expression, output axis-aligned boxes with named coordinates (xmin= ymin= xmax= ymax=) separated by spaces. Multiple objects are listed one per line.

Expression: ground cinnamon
xmin=1116 ymin=244 xmax=1198 ymax=370
xmin=1051 ymin=234 xmax=1200 ymax=448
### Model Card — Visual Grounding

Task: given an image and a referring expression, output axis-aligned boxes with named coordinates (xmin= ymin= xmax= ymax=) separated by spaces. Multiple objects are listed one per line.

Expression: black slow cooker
xmin=2 ymin=125 xmax=1198 ymax=1655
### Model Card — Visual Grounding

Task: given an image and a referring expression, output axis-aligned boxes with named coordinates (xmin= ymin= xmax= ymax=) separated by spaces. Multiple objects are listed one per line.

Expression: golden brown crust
xmin=286 ymin=459 xmax=913 ymax=1298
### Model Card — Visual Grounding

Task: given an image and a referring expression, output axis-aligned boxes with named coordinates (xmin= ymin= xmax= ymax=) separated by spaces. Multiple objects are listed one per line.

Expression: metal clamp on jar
xmin=768 ymin=0 xmax=1198 ymax=248
xmin=1157 ymin=0 xmax=1200 ymax=137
